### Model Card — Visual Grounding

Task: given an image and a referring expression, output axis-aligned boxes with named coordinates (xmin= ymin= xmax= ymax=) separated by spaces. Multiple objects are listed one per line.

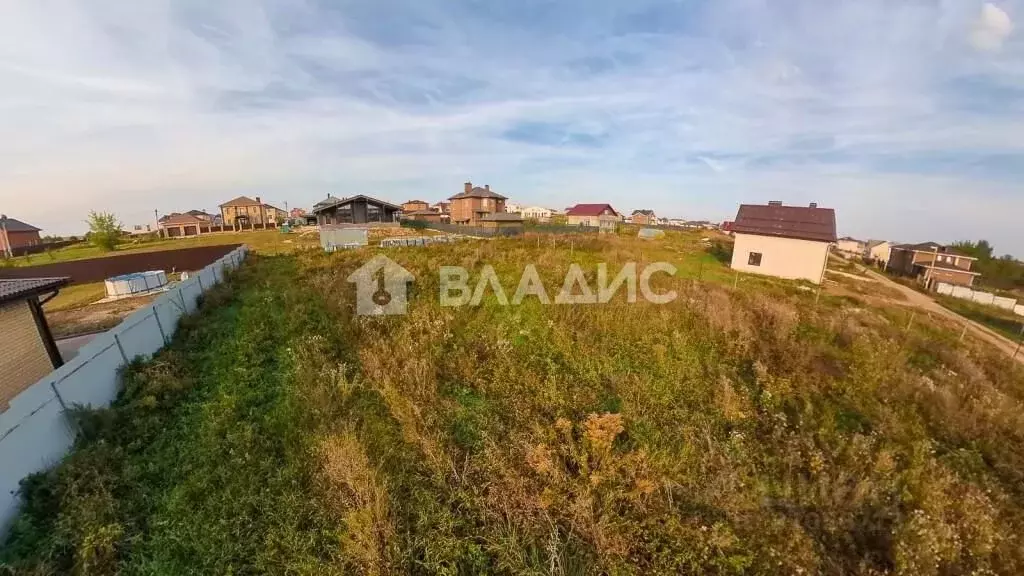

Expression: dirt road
xmin=861 ymin=267 xmax=1024 ymax=364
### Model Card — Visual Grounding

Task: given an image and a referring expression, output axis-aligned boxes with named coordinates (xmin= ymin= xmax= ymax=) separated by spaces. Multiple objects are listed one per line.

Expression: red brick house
xmin=887 ymin=242 xmax=980 ymax=289
xmin=0 ymin=216 xmax=42 ymax=252
xmin=449 ymin=182 xmax=507 ymax=225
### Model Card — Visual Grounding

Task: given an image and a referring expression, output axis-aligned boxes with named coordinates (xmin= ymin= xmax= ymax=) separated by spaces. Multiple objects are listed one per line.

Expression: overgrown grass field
xmin=3 ymin=232 xmax=1024 ymax=575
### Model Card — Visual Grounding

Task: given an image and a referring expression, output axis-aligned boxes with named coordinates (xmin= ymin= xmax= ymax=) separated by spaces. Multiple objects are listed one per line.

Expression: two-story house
xmin=219 ymin=196 xmax=287 ymax=229
xmin=401 ymin=200 xmax=430 ymax=214
xmin=887 ymin=242 xmax=980 ymax=289
xmin=631 ymin=209 xmax=657 ymax=226
xmin=565 ymin=204 xmax=620 ymax=233
xmin=449 ymin=182 xmax=507 ymax=225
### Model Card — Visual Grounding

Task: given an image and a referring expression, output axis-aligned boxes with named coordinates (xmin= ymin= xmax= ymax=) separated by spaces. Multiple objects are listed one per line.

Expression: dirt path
xmin=860 ymin=267 xmax=1024 ymax=364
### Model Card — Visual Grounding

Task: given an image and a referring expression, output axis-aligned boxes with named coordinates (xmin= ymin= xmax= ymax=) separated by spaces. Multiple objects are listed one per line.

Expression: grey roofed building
xmin=0 ymin=277 xmax=70 ymax=407
xmin=311 ymin=194 xmax=401 ymax=225
xmin=0 ymin=277 xmax=69 ymax=304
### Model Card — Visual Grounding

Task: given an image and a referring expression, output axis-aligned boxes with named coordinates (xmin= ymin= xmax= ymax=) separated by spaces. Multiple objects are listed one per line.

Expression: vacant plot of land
xmin=1 ymin=229 xmax=319 ymax=268
xmin=3 ymin=232 xmax=1024 ymax=575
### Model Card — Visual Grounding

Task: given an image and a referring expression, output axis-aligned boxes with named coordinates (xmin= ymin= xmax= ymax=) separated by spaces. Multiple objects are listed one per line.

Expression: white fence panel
xmin=179 ymin=278 xmax=203 ymax=314
xmin=0 ymin=386 xmax=75 ymax=530
xmin=992 ymin=296 xmax=1016 ymax=311
xmin=0 ymin=245 xmax=249 ymax=536
xmin=936 ymin=283 xmax=954 ymax=295
xmin=972 ymin=291 xmax=995 ymax=306
xmin=115 ymin=311 xmax=165 ymax=362
xmin=152 ymin=298 xmax=184 ymax=341
xmin=52 ymin=340 xmax=124 ymax=408
xmin=951 ymin=286 xmax=974 ymax=299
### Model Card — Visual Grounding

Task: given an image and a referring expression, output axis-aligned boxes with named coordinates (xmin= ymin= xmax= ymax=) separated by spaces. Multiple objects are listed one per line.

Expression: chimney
xmin=464 ymin=181 xmax=472 ymax=193
xmin=809 ymin=202 xmax=818 ymax=208
xmin=255 ymin=196 xmax=261 ymax=204
xmin=485 ymin=184 xmax=490 ymax=191
xmin=768 ymin=200 xmax=782 ymax=206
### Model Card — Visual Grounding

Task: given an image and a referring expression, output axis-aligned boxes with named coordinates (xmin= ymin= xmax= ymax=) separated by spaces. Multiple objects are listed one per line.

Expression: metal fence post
xmin=152 ymin=305 xmax=168 ymax=344
xmin=113 ymin=333 xmax=129 ymax=364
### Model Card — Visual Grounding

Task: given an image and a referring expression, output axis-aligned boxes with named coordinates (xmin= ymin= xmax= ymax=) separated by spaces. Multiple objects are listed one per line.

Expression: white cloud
xmin=0 ymin=0 xmax=1022 ymax=254
xmin=970 ymin=3 xmax=1014 ymax=51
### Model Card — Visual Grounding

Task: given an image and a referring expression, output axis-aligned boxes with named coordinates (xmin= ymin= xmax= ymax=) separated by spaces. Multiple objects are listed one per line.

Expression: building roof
xmin=866 ymin=239 xmax=890 ymax=249
xmin=731 ymin=203 xmax=837 ymax=242
xmin=218 ymin=195 xmax=261 ymax=208
xmin=0 ymin=277 xmax=70 ymax=304
xmin=566 ymin=204 xmax=619 ymax=217
xmin=632 ymin=209 xmax=655 ymax=216
xmin=0 ymin=217 xmax=41 ymax=233
xmin=449 ymin=187 xmax=507 ymax=200
xmin=838 ymin=236 xmax=864 ymax=243
xmin=892 ymin=242 xmax=976 ymax=259
xmin=402 ymin=199 xmax=429 ymax=205
xmin=479 ymin=212 xmax=524 ymax=222
xmin=406 ymin=209 xmax=440 ymax=216
xmin=186 ymin=210 xmax=215 ymax=218
xmin=311 ymin=194 xmax=400 ymax=213
xmin=160 ymin=213 xmax=205 ymax=226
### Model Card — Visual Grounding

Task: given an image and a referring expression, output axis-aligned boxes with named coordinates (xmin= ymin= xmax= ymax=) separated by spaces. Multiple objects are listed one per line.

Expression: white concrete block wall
xmin=992 ymin=296 xmax=1016 ymax=311
xmin=951 ymin=286 xmax=974 ymax=299
xmin=936 ymin=283 xmax=954 ymax=295
xmin=0 ymin=245 xmax=249 ymax=534
xmin=973 ymin=292 xmax=996 ymax=306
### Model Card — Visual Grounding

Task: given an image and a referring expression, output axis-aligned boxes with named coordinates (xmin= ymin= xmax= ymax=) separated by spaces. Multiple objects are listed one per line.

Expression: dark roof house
xmin=312 ymin=194 xmax=401 ymax=225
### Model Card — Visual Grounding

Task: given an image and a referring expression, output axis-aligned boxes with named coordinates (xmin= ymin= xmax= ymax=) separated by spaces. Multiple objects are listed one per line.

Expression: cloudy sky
xmin=1 ymin=0 xmax=1022 ymax=254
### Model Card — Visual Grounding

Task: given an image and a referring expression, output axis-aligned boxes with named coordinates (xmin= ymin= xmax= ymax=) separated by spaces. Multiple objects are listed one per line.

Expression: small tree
xmin=86 ymin=211 xmax=123 ymax=251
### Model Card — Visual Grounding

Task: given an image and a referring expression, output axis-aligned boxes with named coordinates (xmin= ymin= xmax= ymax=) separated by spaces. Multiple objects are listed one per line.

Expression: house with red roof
xmin=729 ymin=201 xmax=837 ymax=284
xmin=565 ymin=204 xmax=619 ymax=233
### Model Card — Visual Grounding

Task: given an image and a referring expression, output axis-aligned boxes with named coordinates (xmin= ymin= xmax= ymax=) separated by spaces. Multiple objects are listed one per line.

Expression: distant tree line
xmin=951 ymin=240 xmax=1024 ymax=292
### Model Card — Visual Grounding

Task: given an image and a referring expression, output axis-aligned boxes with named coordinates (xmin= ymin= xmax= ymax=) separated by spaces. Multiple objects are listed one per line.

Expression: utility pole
xmin=0 ymin=214 xmax=12 ymax=258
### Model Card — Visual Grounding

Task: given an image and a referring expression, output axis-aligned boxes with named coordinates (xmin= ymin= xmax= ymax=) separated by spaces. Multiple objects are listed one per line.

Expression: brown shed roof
xmin=732 ymin=203 xmax=837 ymax=243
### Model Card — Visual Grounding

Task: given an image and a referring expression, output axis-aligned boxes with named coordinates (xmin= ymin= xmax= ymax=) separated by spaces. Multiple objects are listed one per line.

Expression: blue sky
xmin=1 ymin=0 xmax=1022 ymax=254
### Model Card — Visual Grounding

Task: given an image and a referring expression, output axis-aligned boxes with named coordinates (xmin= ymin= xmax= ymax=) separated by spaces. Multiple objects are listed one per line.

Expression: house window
xmin=748 ymin=252 xmax=762 ymax=266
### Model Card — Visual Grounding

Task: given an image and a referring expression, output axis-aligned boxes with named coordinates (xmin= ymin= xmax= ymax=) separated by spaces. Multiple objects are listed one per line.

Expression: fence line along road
xmin=0 ymin=245 xmax=249 ymax=536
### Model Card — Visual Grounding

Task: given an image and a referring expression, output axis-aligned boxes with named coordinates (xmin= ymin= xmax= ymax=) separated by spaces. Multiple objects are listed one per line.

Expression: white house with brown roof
xmin=729 ymin=201 xmax=837 ymax=284
xmin=565 ymin=204 xmax=619 ymax=232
